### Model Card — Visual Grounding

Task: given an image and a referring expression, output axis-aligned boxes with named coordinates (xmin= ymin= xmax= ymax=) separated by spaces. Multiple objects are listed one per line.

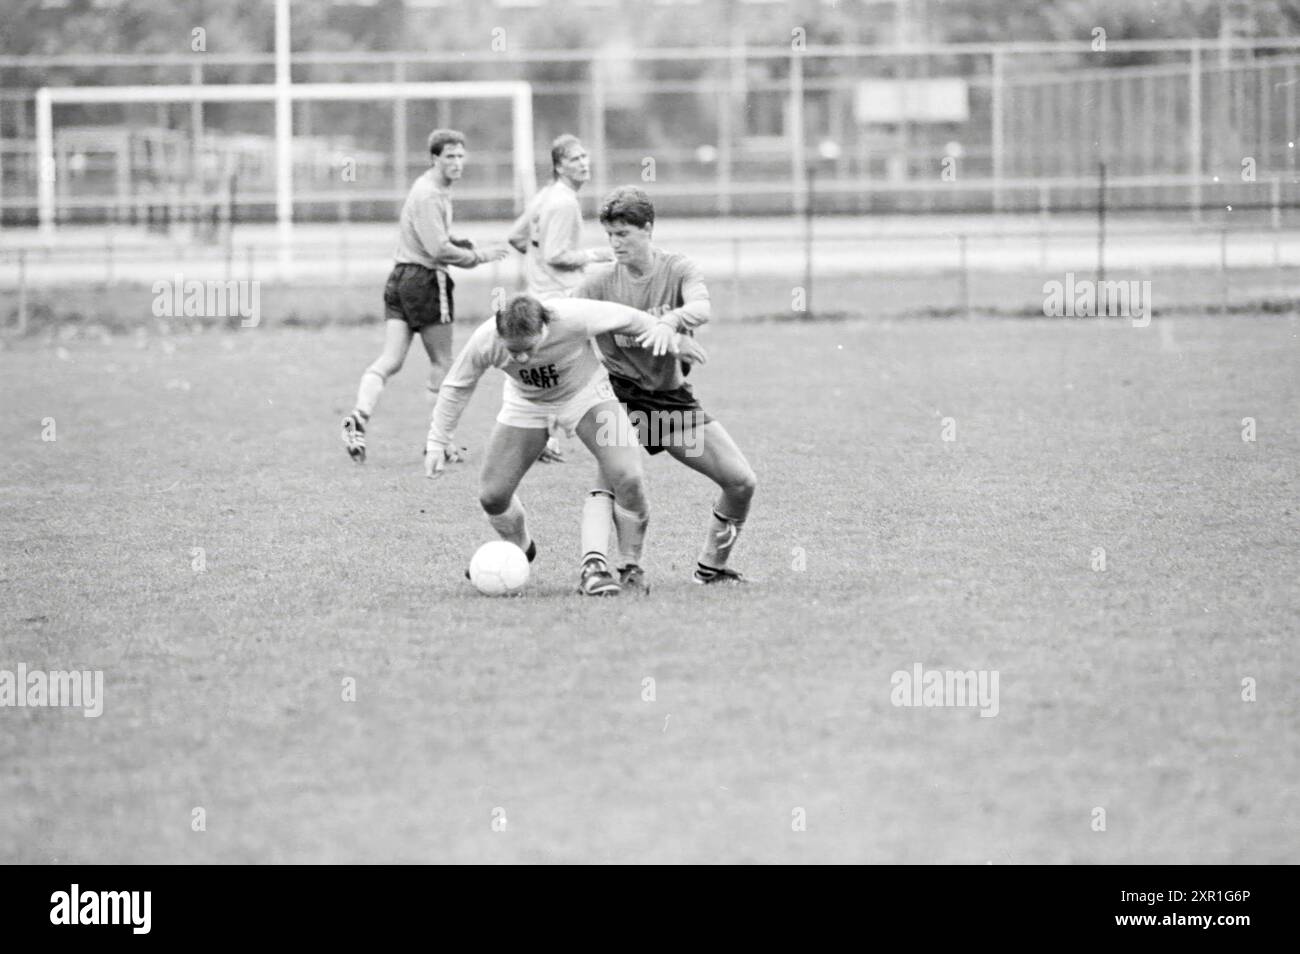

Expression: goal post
xmin=34 ymin=80 xmax=537 ymax=258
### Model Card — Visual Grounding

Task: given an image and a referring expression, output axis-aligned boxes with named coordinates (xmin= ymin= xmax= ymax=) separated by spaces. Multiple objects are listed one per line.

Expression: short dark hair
xmin=598 ymin=185 xmax=655 ymax=229
xmin=550 ymin=134 xmax=583 ymax=178
xmin=428 ymin=128 xmax=465 ymax=157
xmin=495 ymin=293 xmax=550 ymax=338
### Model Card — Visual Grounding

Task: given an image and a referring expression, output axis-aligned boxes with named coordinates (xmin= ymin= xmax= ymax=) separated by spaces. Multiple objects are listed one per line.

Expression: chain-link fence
xmin=3 ymin=38 xmax=1300 ymax=227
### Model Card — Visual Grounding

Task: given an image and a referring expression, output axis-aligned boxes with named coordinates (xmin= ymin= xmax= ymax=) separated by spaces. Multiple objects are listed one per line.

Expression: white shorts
xmin=496 ymin=371 xmax=616 ymax=437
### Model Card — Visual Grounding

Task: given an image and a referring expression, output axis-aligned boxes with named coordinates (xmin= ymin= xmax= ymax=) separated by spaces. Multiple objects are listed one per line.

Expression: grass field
xmin=2 ymin=311 xmax=1297 ymax=863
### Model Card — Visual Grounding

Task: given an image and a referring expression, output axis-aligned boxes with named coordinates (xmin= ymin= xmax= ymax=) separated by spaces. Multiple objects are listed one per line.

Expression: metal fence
xmin=5 ymin=214 xmax=1299 ymax=332
xmin=3 ymin=38 xmax=1300 ymax=224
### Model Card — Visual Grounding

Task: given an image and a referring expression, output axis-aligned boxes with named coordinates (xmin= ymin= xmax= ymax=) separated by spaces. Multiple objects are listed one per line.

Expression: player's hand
xmin=675 ymin=335 xmax=709 ymax=367
xmin=449 ymin=236 xmax=476 ymax=250
xmin=424 ymin=442 xmax=466 ymax=478
xmin=637 ymin=320 xmax=679 ymax=357
xmin=424 ymin=443 xmax=447 ymax=479
xmin=537 ymin=436 xmax=566 ymax=464
xmin=478 ymin=244 xmax=510 ymax=264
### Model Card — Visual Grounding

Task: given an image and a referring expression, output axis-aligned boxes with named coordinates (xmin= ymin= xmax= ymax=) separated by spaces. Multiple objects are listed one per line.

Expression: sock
xmin=486 ymin=495 xmax=532 ymax=552
xmin=580 ymin=489 xmax=615 ymax=566
xmin=698 ymin=507 xmax=745 ymax=570
xmin=613 ymin=502 xmax=648 ymax=567
xmin=355 ymin=368 xmax=386 ymax=419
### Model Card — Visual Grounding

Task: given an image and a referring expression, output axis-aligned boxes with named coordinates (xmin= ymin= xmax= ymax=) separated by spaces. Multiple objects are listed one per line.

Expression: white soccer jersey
xmin=427 ymin=298 xmax=660 ymax=447
xmin=507 ymin=181 xmax=596 ymax=300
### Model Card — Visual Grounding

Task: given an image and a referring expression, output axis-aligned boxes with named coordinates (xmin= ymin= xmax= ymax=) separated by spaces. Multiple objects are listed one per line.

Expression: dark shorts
xmin=383 ymin=263 xmax=454 ymax=330
xmin=609 ymin=372 xmax=714 ymax=456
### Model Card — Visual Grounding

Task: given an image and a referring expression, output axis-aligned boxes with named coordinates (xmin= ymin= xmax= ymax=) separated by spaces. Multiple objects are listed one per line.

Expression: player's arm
xmin=541 ymin=201 xmax=611 ymax=271
xmin=563 ymin=276 xmax=704 ymax=363
xmin=417 ymin=194 xmax=505 ymax=268
xmin=658 ymin=260 xmax=711 ymax=331
xmin=672 ymin=335 xmax=708 ymax=367
xmin=558 ymin=297 xmax=657 ymax=338
xmin=556 ymin=298 xmax=701 ymax=364
xmin=506 ymin=208 xmax=531 ymax=254
xmin=637 ymin=261 xmax=711 ymax=355
xmin=425 ymin=323 xmax=496 ymax=477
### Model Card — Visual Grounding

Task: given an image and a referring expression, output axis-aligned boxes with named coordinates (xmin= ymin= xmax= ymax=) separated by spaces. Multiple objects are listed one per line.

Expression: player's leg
xmin=416 ymin=271 xmax=454 ymax=406
xmin=417 ymin=320 xmax=468 ymax=465
xmin=477 ymin=421 xmax=550 ymax=559
xmin=357 ymin=318 xmax=416 ymax=415
xmin=418 ymin=321 xmax=454 ymax=404
xmin=575 ymin=400 xmax=649 ymax=595
xmin=579 ymin=469 xmax=638 ymax=593
xmin=663 ymin=420 xmax=757 ymax=583
xmin=343 ymin=317 xmax=414 ymax=462
xmin=579 ymin=467 xmax=616 ymax=567
xmin=580 ymin=377 xmax=649 ymax=590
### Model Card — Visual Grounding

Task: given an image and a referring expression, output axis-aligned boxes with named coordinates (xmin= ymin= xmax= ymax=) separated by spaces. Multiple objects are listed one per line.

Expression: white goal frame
xmin=35 ymin=81 xmax=536 ymax=269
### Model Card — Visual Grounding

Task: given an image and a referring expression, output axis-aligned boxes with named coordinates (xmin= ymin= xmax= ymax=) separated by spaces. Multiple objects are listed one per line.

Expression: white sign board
xmin=855 ymin=79 xmax=970 ymax=123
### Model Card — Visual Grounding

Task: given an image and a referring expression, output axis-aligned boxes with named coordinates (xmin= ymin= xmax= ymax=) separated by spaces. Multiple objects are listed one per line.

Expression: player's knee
xmin=479 ymin=488 xmax=512 ymax=516
xmin=729 ymin=467 xmax=757 ymax=502
xmin=606 ymin=469 xmax=646 ymax=510
xmin=368 ymin=357 xmax=401 ymax=379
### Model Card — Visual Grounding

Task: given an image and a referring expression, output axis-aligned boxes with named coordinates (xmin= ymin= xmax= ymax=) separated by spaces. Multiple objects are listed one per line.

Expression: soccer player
xmin=424 ymin=293 xmax=706 ymax=597
xmin=572 ymin=186 xmax=757 ymax=590
xmin=341 ymin=129 xmax=508 ymax=463
xmin=505 ymin=134 xmax=612 ymax=465
xmin=507 ymin=134 xmax=613 ymax=300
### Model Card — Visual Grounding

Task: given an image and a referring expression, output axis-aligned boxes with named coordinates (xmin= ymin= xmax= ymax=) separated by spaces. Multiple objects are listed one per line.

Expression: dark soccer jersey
xmin=573 ymin=248 xmax=710 ymax=392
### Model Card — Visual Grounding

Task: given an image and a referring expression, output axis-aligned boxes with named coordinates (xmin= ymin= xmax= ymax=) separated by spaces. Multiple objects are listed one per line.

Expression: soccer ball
xmin=468 ymin=540 xmax=530 ymax=596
